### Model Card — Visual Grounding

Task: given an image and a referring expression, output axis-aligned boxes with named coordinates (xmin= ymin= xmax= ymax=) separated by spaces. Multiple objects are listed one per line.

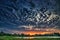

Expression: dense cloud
xmin=0 ymin=0 xmax=60 ymax=32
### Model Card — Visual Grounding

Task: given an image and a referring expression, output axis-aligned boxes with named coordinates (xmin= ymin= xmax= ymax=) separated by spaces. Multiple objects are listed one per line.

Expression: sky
xmin=0 ymin=0 xmax=60 ymax=35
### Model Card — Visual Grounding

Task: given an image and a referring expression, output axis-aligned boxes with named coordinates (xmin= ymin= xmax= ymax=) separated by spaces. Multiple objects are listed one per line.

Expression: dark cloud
xmin=0 ymin=0 xmax=60 ymax=32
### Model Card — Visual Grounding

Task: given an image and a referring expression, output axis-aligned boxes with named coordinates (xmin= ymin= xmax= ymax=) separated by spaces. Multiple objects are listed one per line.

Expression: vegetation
xmin=0 ymin=31 xmax=60 ymax=40
xmin=0 ymin=36 xmax=60 ymax=40
xmin=0 ymin=31 xmax=60 ymax=37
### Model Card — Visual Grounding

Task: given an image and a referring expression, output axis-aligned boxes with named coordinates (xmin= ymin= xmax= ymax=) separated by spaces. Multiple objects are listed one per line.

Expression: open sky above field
xmin=0 ymin=0 xmax=60 ymax=35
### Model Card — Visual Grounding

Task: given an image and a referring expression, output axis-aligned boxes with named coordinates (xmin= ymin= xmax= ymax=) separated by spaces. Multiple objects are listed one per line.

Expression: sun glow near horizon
xmin=19 ymin=31 xmax=54 ymax=35
xmin=11 ymin=27 xmax=60 ymax=35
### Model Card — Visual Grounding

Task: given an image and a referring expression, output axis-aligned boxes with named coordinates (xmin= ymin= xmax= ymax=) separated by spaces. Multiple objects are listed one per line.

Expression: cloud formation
xmin=0 ymin=0 xmax=60 ymax=34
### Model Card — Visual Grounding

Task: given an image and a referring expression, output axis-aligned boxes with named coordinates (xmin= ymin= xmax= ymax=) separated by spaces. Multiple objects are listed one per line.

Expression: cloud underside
xmin=0 ymin=0 xmax=60 ymax=32
xmin=0 ymin=28 xmax=60 ymax=35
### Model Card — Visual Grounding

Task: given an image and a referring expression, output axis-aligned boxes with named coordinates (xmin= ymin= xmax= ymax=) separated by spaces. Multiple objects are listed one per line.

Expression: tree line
xmin=0 ymin=31 xmax=60 ymax=37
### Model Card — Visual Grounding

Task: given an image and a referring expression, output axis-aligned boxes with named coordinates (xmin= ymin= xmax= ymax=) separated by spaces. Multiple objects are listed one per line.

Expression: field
xmin=0 ymin=36 xmax=60 ymax=40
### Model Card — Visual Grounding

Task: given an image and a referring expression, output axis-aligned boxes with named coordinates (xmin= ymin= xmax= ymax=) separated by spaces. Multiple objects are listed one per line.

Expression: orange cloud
xmin=11 ymin=28 xmax=60 ymax=35
xmin=19 ymin=30 xmax=54 ymax=35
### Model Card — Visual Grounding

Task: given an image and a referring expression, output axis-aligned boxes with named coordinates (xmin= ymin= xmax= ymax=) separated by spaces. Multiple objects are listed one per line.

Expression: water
xmin=15 ymin=36 xmax=60 ymax=39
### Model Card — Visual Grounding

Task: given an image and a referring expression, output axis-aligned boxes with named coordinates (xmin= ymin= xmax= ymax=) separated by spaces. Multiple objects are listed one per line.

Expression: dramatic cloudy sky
xmin=0 ymin=0 xmax=60 ymax=34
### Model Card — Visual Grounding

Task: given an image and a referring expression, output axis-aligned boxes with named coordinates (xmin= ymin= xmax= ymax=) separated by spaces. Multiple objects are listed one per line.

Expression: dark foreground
xmin=0 ymin=36 xmax=60 ymax=40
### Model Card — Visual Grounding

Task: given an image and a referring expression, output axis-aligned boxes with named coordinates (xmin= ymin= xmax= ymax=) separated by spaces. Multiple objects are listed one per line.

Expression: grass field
xmin=0 ymin=36 xmax=60 ymax=40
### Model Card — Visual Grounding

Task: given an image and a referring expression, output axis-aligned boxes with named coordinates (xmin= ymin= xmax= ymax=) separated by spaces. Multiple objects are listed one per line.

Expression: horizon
xmin=0 ymin=0 xmax=60 ymax=35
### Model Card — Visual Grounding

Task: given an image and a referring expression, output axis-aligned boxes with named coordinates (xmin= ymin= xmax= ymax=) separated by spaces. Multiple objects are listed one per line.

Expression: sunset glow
xmin=0 ymin=0 xmax=60 ymax=37
xmin=20 ymin=31 xmax=54 ymax=35
xmin=12 ymin=28 xmax=60 ymax=35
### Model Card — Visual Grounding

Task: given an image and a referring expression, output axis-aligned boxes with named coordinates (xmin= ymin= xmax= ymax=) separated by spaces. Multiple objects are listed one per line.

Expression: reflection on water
xmin=16 ymin=37 xmax=34 ymax=39
xmin=15 ymin=36 xmax=60 ymax=40
xmin=24 ymin=37 xmax=34 ymax=40
xmin=24 ymin=37 xmax=34 ymax=39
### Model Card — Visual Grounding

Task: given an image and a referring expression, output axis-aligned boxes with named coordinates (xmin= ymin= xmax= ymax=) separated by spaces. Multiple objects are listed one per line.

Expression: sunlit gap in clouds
xmin=0 ymin=0 xmax=60 ymax=36
xmin=10 ymin=25 xmax=60 ymax=35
